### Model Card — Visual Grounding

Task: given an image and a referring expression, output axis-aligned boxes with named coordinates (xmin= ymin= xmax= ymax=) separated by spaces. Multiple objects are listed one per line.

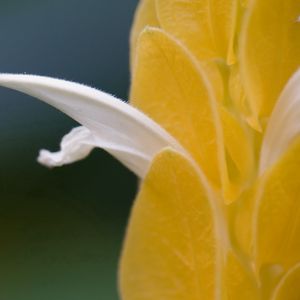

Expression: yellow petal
xmin=254 ymin=136 xmax=300 ymax=270
xmin=156 ymin=0 xmax=239 ymax=63
xmin=239 ymin=0 xmax=300 ymax=122
xmin=130 ymin=27 xmax=224 ymax=188
xmin=130 ymin=0 xmax=159 ymax=69
xmin=223 ymin=250 xmax=260 ymax=299
xmin=119 ymin=148 xmax=224 ymax=300
xmin=271 ymin=263 xmax=300 ymax=300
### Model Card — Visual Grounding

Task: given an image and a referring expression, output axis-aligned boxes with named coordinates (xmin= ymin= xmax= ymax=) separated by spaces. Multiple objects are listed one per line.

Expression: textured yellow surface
xmin=233 ymin=184 xmax=257 ymax=257
xmin=130 ymin=0 xmax=159 ymax=68
xmin=119 ymin=149 xmax=221 ymax=300
xmin=156 ymin=0 xmax=238 ymax=63
xmin=120 ymin=149 xmax=261 ymax=299
xmin=220 ymin=106 xmax=255 ymax=199
xmin=130 ymin=28 xmax=224 ymax=187
xmin=240 ymin=0 xmax=300 ymax=124
xmin=223 ymin=250 xmax=259 ymax=299
xmin=255 ymin=138 xmax=300 ymax=271
xmin=120 ymin=0 xmax=300 ymax=298
xmin=271 ymin=264 xmax=300 ymax=300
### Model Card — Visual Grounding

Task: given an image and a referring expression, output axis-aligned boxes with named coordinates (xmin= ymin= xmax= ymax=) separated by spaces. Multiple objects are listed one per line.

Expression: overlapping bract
xmin=120 ymin=0 xmax=300 ymax=299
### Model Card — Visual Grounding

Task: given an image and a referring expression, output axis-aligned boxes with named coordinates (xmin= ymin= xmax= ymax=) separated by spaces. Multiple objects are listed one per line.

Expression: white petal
xmin=38 ymin=126 xmax=94 ymax=167
xmin=0 ymin=74 xmax=185 ymax=177
xmin=260 ymin=69 xmax=300 ymax=174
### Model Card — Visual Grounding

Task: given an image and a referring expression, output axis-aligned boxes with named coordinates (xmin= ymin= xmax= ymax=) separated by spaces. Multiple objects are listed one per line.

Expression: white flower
xmin=0 ymin=74 xmax=186 ymax=178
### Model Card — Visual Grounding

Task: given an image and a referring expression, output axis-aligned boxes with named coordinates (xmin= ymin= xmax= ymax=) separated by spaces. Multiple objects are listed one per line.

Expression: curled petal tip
xmin=37 ymin=126 xmax=94 ymax=168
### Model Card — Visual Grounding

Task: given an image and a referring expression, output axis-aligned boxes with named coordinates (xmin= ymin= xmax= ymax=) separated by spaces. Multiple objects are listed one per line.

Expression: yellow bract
xmin=129 ymin=0 xmax=258 ymax=203
xmin=121 ymin=0 xmax=300 ymax=298
xmin=271 ymin=263 xmax=300 ymax=300
xmin=240 ymin=0 xmax=300 ymax=125
xmin=120 ymin=149 xmax=260 ymax=299
xmin=220 ymin=107 xmax=254 ymax=191
xmin=130 ymin=26 xmax=256 ymax=202
xmin=228 ymin=63 xmax=260 ymax=131
xmin=232 ymin=183 xmax=257 ymax=257
xmin=223 ymin=250 xmax=259 ymax=299
xmin=156 ymin=0 xmax=239 ymax=63
xmin=254 ymin=137 xmax=300 ymax=271
xmin=131 ymin=27 xmax=224 ymax=188
xmin=119 ymin=148 xmax=222 ymax=300
xmin=130 ymin=0 xmax=159 ymax=68
xmin=234 ymin=137 xmax=300 ymax=280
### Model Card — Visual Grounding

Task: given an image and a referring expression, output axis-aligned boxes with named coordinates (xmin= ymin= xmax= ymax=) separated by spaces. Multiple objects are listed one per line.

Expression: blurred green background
xmin=0 ymin=0 xmax=138 ymax=299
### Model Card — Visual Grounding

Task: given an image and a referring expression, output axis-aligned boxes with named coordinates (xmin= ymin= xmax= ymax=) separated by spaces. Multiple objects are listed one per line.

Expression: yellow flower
xmin=0 ymin=0 xmax=300 ymax=299
xmin=120 ymin=1 xmax=300 ymax=299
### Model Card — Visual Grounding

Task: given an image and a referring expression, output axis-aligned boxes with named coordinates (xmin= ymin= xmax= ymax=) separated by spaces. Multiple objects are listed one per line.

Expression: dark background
xmin=0 ymin=0 xmax=138 ymax=299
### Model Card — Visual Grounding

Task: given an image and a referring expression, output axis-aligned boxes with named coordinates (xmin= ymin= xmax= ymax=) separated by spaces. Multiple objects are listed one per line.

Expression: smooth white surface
xmin=0 ymin=74 xmax=185 ymax=177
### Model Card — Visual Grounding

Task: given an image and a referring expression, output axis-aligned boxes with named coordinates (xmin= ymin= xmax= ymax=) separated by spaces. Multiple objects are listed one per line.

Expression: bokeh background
xmin=0 ymin=0 xmax=138 ymax=299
